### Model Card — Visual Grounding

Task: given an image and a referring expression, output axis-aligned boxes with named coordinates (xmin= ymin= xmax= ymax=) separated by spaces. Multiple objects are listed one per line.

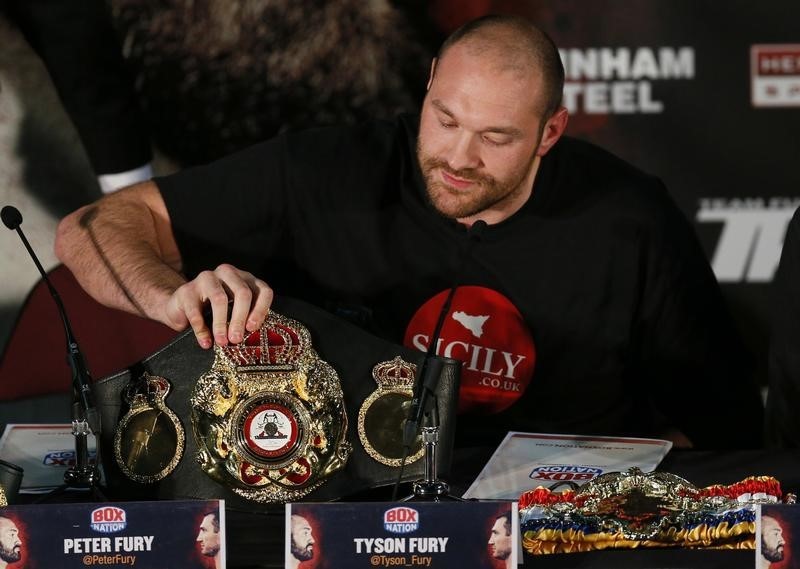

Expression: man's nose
xmin=446 ymin=132 xmax=482 ymax=171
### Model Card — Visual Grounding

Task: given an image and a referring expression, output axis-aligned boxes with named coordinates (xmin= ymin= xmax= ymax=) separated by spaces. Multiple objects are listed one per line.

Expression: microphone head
xmin=1 ymin=205 xmax=22 ymax=230
xmin=469 ymin=219 xmax=487 ymax=237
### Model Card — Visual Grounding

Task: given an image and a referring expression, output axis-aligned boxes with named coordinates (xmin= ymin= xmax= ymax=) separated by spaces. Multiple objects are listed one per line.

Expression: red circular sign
xmin=404 ymin=286 xmax=536 ymax=414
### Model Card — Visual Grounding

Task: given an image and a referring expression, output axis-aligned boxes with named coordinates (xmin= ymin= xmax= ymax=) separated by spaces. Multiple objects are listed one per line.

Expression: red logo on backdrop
xmin=751 ymin=45 xmax=800 ymax=108
xmin=404 ymin=287 xmax=535 ymax=414
xmin=755 ymin=48 xmax=800 ymax=76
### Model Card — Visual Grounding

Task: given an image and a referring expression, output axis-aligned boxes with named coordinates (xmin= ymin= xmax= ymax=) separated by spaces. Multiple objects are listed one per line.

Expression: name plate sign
xmin=285 ymin=501 xmax=517 ymax=568
xmin=0 ymin=499 xmax=225 ymax=568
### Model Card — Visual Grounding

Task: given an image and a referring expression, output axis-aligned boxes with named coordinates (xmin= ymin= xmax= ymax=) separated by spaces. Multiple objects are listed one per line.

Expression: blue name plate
xmin=0 ymin=499 xmax=225 ymax=568
xmin=285 ymin=501 xmax=517 ymax=568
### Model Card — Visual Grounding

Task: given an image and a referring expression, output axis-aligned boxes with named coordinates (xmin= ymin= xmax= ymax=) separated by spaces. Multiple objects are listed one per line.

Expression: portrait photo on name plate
xmin=0 ymin=513 xmax=27 ymax=568
xmin=486 ymin=506 xmax=515 ymax=569
xmin=286 ymin=508 xmax=321 ymax=569
xmin=758 ymin=505 xmax=799 ymax=569
xmin=195 ymin=506 xmax=224 ymax=569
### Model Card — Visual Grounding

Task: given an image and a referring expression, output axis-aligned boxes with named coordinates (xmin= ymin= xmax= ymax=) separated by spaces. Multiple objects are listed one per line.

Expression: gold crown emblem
xmin=372 ymin=356 xmax=417 ymax=389
xmin=222 ymin=315 xmax=311 ymax=369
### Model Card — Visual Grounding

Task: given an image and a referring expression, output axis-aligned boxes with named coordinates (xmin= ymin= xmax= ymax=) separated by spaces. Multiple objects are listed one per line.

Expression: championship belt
xmin=190 ymin=311 xmax=351 ymax=502
xmin=94 ymin=296 xmax=460 ymax=507
xmin=518 ymin=468 xmax=795 ymax=554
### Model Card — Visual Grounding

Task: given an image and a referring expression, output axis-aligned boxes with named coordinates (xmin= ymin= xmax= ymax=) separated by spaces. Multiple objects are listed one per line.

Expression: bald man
xmin=760 ymin=515 xmax=786 ymax=569
xmin=0 ymin=516 xmax=22 ymax=568
xmin=289 ymin=515 xmax=315 ymax=568
xmin=56 ymin=14 xmax=761 ymax=449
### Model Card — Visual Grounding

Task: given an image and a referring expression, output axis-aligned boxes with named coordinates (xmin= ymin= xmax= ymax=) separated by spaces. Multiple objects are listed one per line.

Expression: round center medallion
xmin=242 ymin=403 xmax=299 ymax=459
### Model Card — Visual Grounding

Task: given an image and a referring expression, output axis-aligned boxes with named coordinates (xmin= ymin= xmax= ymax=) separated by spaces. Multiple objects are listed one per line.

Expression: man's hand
xmin=164 ymin=264 xmax=273 ymax=349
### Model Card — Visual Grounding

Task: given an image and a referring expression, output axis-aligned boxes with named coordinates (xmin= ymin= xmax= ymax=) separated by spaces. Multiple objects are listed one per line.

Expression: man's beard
xmin=417 ymin=146 xmax=537 ymax=221
xmin=762 ymin=539 xmax=784 ymax=562
xmin=201 ymin=544 xmax=220 ymax=558
xmin=492 ymin=546 xmax=511 ymax=561
xmin=291 ymin=540 xmax=313 ymax=561
xmin=0 ymin=544 xmax=21 ymax=563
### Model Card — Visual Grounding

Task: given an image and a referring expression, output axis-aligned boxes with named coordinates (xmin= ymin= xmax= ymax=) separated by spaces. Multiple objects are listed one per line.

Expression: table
xmin=218 ymin=447 xmax=800 ymax=568
xmin=12 ymin=447 xmax=800 ymax=568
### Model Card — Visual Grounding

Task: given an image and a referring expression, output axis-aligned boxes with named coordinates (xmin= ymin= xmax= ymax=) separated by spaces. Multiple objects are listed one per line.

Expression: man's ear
xmin=536 ymin=107 xmax=569 ymax=157
xmin=426 ymin=58 xmax=438 ymax=91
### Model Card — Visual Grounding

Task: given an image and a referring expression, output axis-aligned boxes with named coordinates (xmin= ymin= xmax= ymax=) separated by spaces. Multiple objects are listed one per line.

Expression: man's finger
xmin=183 ymin=297 xmax=213 ymax=349
xmin=247 ymin=278 xmax=274 ymax=332
xmin=198 ymin=273 xmax=231 ymax=347
xmin=226 ymin=276 xmax=253 ymax=343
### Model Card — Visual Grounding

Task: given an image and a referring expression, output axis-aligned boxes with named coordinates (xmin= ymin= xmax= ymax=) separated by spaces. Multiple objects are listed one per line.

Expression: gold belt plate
xmin=190 ymin=311 xmax=351 ymax=503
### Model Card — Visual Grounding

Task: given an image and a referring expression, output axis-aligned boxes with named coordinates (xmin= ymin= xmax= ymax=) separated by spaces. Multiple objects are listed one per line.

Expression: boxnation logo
xmin=383 ymin=507 xmax=419 ymax=534
xmin=530 ymin=465 xmax=603 ymax=482
xmin=90 ymin=506 xmax=128 ymax=533
xmin=43 ymin=450 xmax=97 ymax=467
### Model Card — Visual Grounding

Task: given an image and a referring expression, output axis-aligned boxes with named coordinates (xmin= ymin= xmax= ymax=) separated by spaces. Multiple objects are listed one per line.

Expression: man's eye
xmin=439 ymin=120 xmax=457 ymax=129
xmin=482 ymin=136 xmax=509 ymax=146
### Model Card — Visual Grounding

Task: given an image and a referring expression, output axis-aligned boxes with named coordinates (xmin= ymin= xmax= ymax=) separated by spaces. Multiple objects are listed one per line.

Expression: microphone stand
xmin=2 ymin=205 xmax=104 ymax=502
xmin=403 ymin=398 xmax=464 ymax=502
xmin=40 ymin=348 xmax=105 ymax=502
xmin=398 ymin=221 xmax=486 ymax=502
xmin=40 ymin=268 xmax=104 ymax=501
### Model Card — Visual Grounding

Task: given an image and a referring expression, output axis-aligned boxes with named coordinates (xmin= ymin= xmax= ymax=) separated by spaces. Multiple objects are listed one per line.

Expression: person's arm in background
xmin=54 ymin=182 xmax=272 ymax=348
xmin=766 ymin=207 xmax=800 ymax=447
xmin=635 ymin=182 xmax=764 ymax=449
xmin=6 ymin=0 xmax=153 ymax=192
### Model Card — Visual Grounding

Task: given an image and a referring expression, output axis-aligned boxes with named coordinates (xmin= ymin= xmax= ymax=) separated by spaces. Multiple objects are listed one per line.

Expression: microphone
xmin=1 ymin=205 xmax=22 ymax=229
xmin=2 ymin=205 xmax=101 ymax=434
xmin=402 ymin=219 xmax=487 ymax=448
